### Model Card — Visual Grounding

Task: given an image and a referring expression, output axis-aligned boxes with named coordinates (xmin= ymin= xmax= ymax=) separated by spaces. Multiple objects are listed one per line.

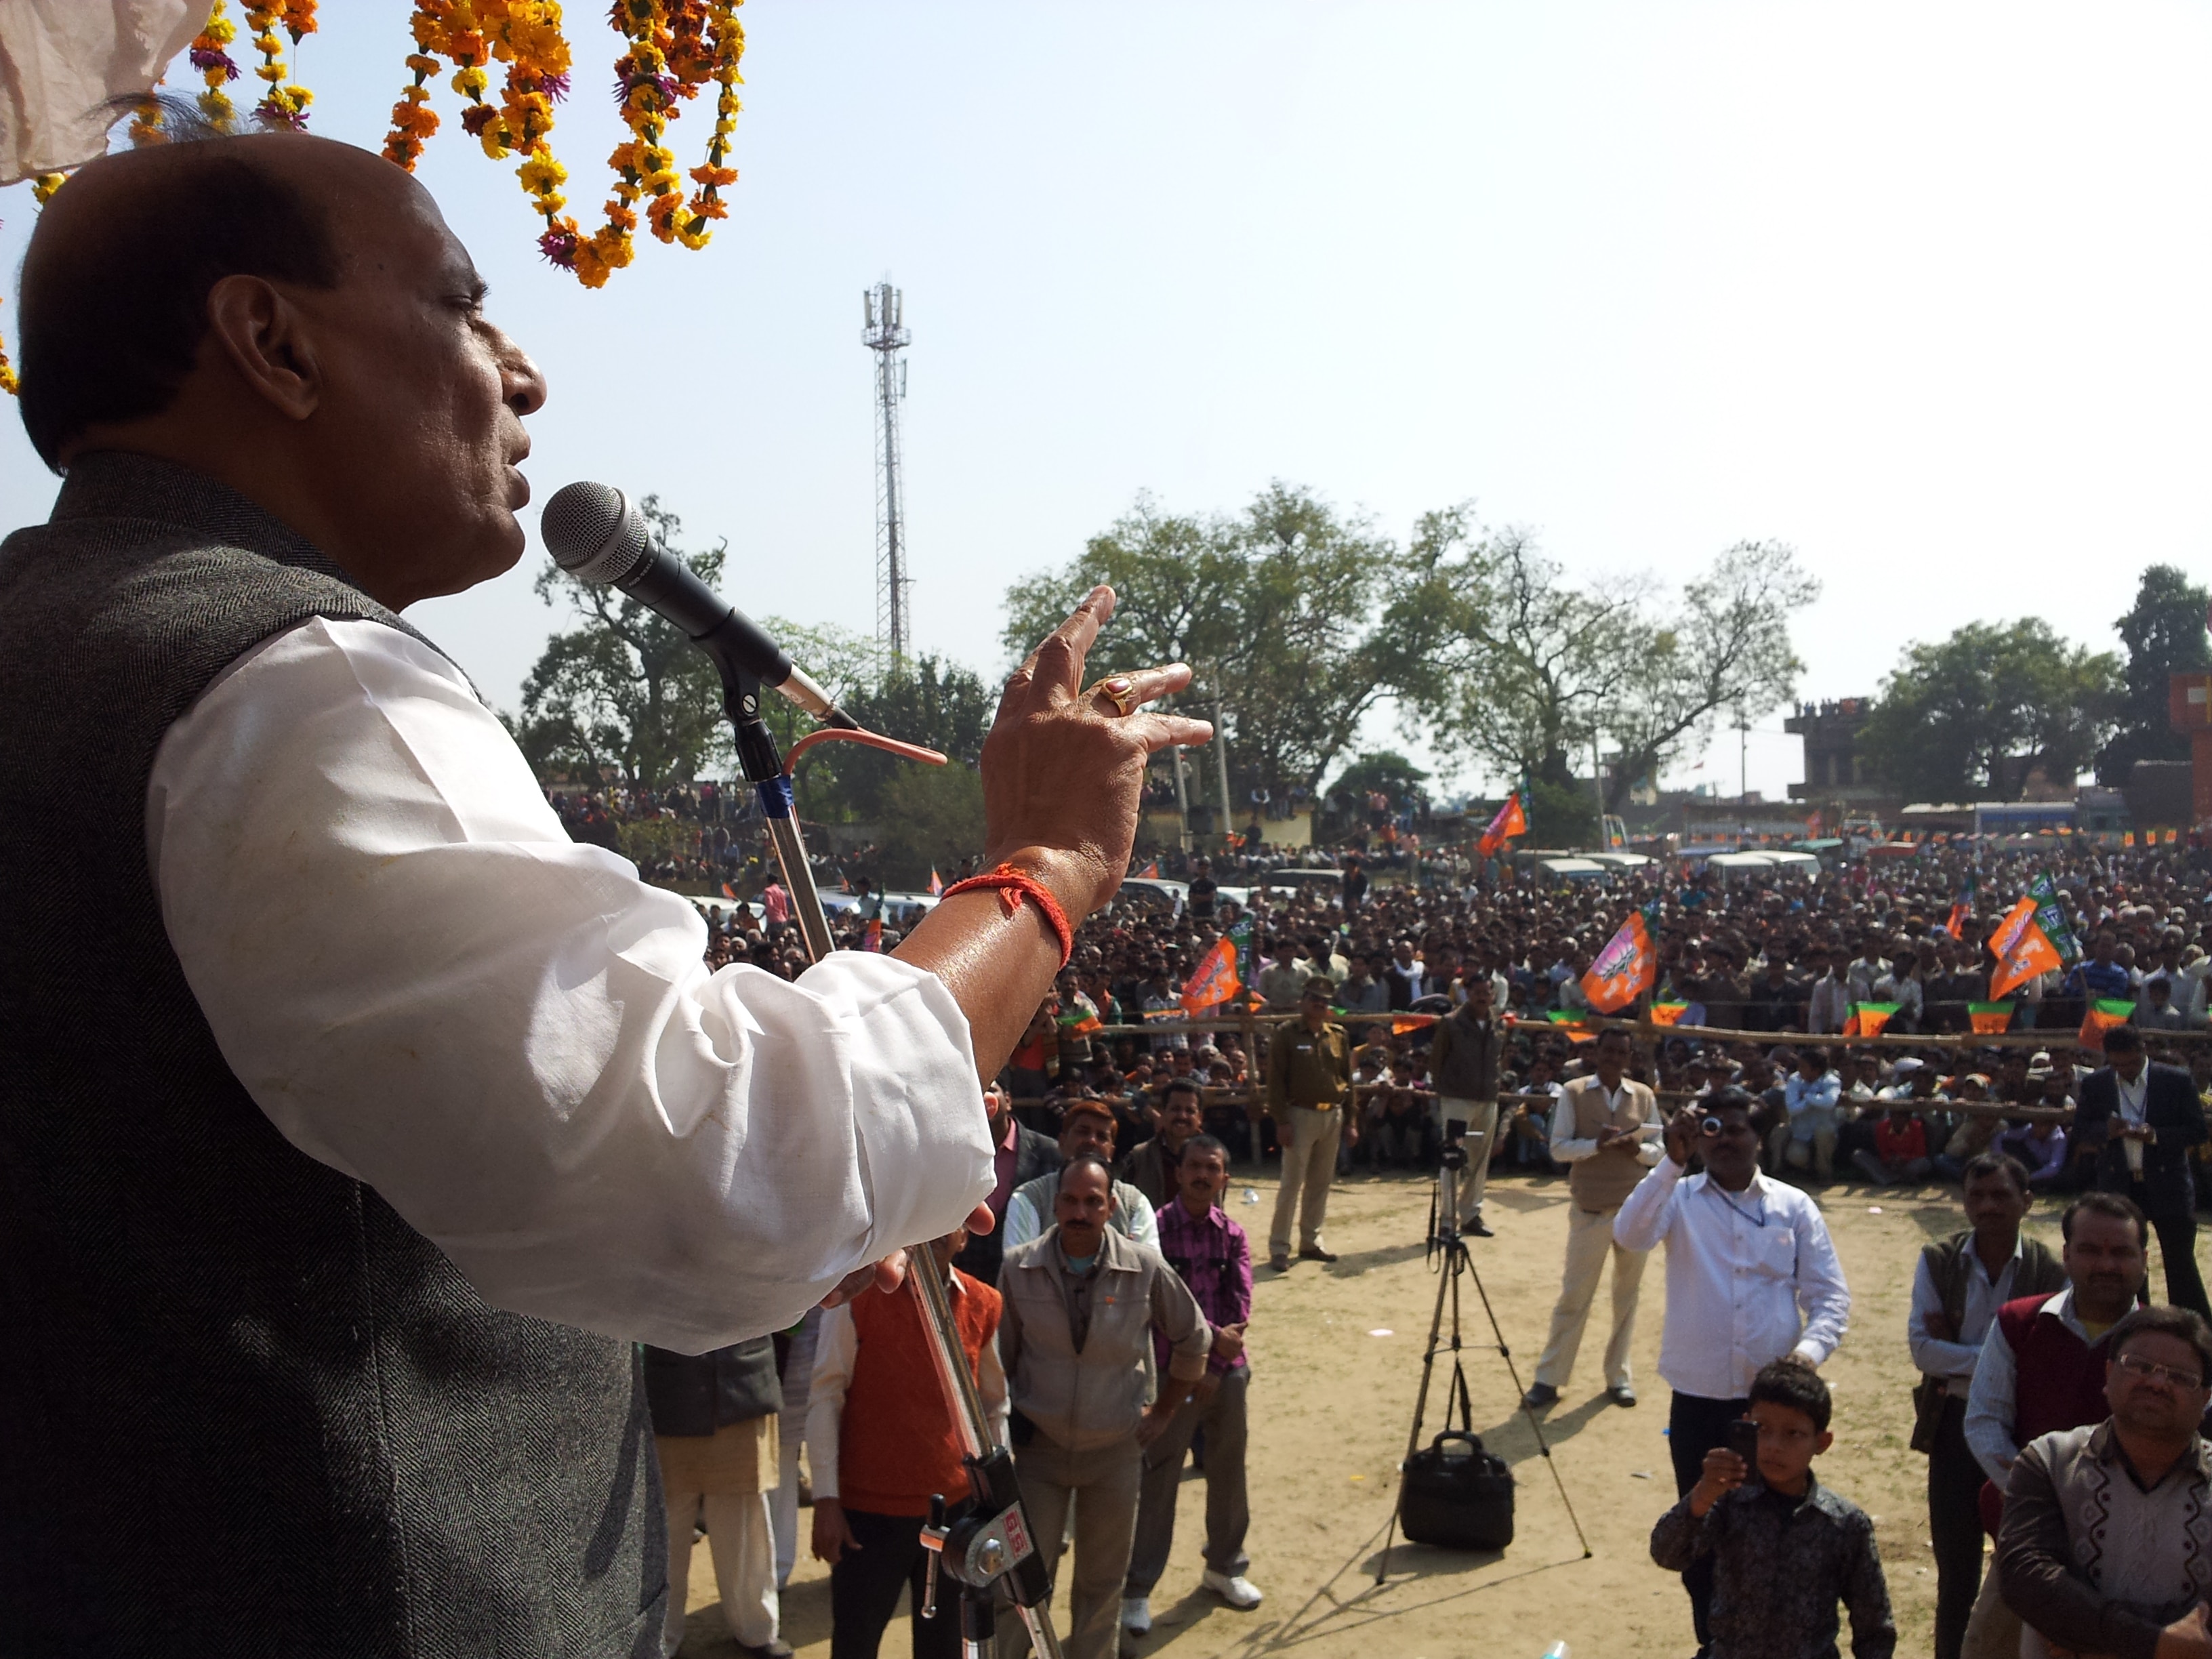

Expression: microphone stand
xmin=722 ymin=669 xmax=1065 ymax=1659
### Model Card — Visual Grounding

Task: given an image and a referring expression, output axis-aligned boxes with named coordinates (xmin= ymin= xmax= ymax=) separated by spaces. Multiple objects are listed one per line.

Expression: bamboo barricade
xmin=1009 ymin=1084 xmax=2076 ymax=1126
xmin=1082 ymin=1008 xmax=2212 ymax=1050
xmin=1043 ymin=1004 xmax=2156 ymax=1132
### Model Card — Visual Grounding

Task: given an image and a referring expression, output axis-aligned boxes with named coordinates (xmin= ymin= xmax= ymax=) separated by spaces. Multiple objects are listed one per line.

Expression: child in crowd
xmin=1650 ymin=1360 xmax=1896 ymax=1659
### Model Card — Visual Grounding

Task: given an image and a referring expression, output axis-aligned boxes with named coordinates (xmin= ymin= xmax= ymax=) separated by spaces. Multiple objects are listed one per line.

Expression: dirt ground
xmin=672 ymin=1164 xmax=2200 ymax=1659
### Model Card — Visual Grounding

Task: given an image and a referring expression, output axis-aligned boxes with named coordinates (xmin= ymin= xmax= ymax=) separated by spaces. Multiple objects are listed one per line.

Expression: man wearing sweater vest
xmin=1000 ymin=1158 xmax=1213 ymax=1659
xmin=1997 ymin=1305 xmax=2212 ymax=1659
xmin=1523 ymin=1028 xmax=1662 ymax=1412
xmin=1959 ymin=1191 xmax=2148 ymax=1659
xmin=1905 ymin=1152 xmax=2066 ymax=1659
xmin=807 ymin=1231 xmax=1007 ymax=1659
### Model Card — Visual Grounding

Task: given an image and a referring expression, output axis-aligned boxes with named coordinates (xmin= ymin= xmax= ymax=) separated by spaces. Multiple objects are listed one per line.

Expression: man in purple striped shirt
xmin=1121 ymin=1134 xmax=1262 ymax=1638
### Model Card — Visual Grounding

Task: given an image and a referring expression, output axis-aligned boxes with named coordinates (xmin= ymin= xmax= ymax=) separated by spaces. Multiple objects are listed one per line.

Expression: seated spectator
xmin=1996 ymin=1306 xmax=2212 ymax=1659
xmin=1994 ymin=1118 xmax=2071 ymax=1193
xmin=1852 ymin=1103 xmax=1933 ymax=1187
xmin=1774 ymin=1046 xmax=1843 ymax=1182
xmin=1649 ymin=1359 xmax=1896 ymax=1659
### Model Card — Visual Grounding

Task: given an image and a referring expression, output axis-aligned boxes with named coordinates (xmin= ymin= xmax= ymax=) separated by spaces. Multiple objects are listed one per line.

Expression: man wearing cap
xmin=1264 ymin=978 xmax=1355 ymax=1271
xmin=1002 ymin=1101 xmax=1159 ymax=1254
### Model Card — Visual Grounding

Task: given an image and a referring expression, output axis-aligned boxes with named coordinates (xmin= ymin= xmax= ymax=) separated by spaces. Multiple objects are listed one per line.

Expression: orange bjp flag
xmin=1139 ymin=860 xmax=1161 ymax=878
xmin=1477 ymin=793 xmax=1528 ymax=860
xmin=1179 ymin=935 xmax=1242 ymax=1015
xmin=1986 ymin=895 xmax=2062 ymax=1000
xmin=1580 ymin=907 xmax=1659 ymax=1015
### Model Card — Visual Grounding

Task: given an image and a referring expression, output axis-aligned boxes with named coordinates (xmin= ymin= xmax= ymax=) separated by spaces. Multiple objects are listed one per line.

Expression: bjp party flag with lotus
xmin=1180 ymin=919 xmax=1252 ymax=1015
xmin=1987 ymin=895 xmax=2063 ymax=1000
xmin=1477 ymin=792 xmax=1528 ymax=860
xmin=1580 ymin=907 xmax=1659 ymax=1014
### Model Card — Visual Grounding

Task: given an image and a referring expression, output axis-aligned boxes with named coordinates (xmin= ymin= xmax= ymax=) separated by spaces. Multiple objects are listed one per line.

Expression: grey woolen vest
xmin=0 ymin=454 xmax=663 ymax=1657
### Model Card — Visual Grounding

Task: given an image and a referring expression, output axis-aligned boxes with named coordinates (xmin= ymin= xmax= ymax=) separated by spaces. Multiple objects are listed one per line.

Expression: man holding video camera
xmin=1614 ymin=1088 xmax=1852 ymax=1657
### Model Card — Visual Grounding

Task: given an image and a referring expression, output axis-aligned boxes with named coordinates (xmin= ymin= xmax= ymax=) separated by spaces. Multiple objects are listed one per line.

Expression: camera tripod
xmin=1376 ymin=1134 xmax=1591 ymax=1581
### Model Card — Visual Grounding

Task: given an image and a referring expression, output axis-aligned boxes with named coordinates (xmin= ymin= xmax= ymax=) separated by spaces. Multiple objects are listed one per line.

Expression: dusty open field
xmin=672 ymin=1165 xmax=2203 ymax=1659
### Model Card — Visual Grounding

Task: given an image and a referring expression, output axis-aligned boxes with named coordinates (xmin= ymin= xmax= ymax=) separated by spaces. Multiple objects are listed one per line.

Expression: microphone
xmin=540 ymin=481 xmax=856 ymax=729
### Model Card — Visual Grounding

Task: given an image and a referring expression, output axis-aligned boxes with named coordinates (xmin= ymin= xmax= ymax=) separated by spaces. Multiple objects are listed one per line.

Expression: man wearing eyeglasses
xmin=1959 ymin=1192 xmax=2150 ymax=1659
xmin=1614 ymin=1088 xmax=1851 ymax=1657
xmin=1997 ymin=1305 xmax=2212 ymax=1659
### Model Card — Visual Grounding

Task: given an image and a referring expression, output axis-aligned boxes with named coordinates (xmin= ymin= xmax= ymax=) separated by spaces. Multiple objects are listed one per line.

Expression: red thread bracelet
xmin=940 ymin=863 xmax=1076 ymax=968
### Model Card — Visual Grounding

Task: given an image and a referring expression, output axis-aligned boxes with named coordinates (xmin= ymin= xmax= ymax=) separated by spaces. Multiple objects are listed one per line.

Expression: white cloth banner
xmin=0 ymin=0 xmax=212 ymax=184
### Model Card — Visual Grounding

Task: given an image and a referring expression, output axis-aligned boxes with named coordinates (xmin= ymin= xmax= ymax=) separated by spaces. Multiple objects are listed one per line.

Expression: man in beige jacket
xmin=999 ymin=1159 xmax=1212 ymax=1659
xmin=1523 ymin=1027 xmax=1663 ymax=1410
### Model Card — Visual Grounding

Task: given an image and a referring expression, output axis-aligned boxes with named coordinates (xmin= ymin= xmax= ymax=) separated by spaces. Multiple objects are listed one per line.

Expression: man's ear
xmin=203 ymin=274 xmax=322 ymax=422
xmin=1815 ymin=1429 xmax=1835 ymax=1456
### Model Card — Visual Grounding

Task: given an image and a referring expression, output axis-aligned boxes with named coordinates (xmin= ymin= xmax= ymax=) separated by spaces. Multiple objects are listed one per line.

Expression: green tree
xmin=1326 ymin=750 xmax=1430 ymax=808
xmin=2097 ymin=565 xmax=2212 ymax=783
xmin=1389 ymin=515 xmax=1635 ymax=819
xmin=512 ymin=496 xmax=728 ymax=788
xmin=873 ymin=764 xmax=987 ymax=890
xmin=1000 ymin=483 xmax=1401 ymax=802
xmin=1858 ymin=619 xmax=2122 ymax=802
xmin=1599 ymin=539 xmax=1818 ymax=812
xmin=794 ymin=655 xmax=994 ymax=824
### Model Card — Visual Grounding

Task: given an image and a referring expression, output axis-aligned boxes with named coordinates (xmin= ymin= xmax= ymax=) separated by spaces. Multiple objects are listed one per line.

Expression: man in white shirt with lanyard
xmin=1614 ymin=1086 xmax=1851 ymax=1659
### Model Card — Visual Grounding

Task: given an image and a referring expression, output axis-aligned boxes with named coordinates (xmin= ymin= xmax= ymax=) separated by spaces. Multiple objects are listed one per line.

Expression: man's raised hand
xmin=981 ymin=586 xmax=1213 ymax=922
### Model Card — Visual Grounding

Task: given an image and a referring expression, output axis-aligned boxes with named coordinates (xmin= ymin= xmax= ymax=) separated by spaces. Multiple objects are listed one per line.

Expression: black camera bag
xmin=1397 ymin=1368 xmax=1515 ymax=1551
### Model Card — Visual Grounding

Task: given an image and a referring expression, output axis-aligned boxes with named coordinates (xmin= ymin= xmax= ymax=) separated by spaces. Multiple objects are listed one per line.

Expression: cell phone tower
xmin=862 ymin=280 xmax=912 ymax=663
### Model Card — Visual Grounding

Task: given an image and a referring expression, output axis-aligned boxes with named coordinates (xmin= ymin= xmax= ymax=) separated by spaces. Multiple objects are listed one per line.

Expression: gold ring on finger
xmin=1090 ymin=676 xmax=1138 ymax=717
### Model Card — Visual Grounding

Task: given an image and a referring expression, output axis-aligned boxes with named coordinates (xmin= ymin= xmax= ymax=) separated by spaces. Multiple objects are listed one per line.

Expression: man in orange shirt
xmin=808 ymin=1230 xmax=1008 ymax=1659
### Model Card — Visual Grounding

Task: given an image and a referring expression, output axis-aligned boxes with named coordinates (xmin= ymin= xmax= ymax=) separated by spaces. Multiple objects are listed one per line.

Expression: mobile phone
xmin=1727 ymin=1418 xmax=1763 ymax=1488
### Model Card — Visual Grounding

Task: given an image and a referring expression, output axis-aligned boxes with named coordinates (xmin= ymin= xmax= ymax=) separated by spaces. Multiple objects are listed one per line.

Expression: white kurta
xmin=146 ymin=616 xmax=993 ymax=1352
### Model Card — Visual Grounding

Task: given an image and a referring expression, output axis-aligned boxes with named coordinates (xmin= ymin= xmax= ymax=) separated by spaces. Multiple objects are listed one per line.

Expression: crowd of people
xmin=658 ymin=832 xmax=2212 ymax=1659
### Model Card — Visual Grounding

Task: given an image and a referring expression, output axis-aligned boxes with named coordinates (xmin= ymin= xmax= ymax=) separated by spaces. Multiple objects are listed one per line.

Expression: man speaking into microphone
xmin=0 ymin=130 xmax=1208 ymax=1656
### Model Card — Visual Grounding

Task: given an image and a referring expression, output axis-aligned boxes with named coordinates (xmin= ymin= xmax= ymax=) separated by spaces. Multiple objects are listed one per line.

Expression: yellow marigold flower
xmin=453 ymin=65 xmax=491 ymax=98
xmin=518 ymin=154 xmax=567 ymax=194
xmin=30 ymin=172 xmax=65 ymax=205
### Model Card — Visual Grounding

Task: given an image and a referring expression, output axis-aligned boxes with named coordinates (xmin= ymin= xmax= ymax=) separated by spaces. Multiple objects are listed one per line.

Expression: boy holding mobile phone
xmin=1651 ymin=1361 xmax=1896 ymax=1659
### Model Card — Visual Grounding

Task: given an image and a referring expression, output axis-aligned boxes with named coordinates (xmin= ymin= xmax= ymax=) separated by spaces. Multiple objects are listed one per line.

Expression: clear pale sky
xmin=4 ymin=1 xmax=2207 ymax=800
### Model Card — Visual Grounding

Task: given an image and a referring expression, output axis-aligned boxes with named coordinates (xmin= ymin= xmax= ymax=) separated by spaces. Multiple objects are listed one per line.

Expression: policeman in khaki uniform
xmin=1523 ymin=1027 xmax=1662 ymax=1411
xmin=1265 ymin=977 xmax=1355 ymax=1271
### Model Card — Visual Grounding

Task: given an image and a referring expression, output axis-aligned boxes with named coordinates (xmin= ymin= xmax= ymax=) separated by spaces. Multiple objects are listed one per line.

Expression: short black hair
xmin=1160 ymin=1078 xmax=1202 ymax=1107
xmin=19 ymin=117 xmax=342 ymax=470
xmin=1704 ymin=1085 xmax=1772 ymax=1136
xmin=2108 ymin=1305 xmax=2212 ymax=1385
xmin=2102 ymin=1025 xmax=2144 ymax=1056
xmin=1748 ymin=1359 xmax=1832 ymax=1433
xmin=1962 ymin=1151 xmax=2031 ymax=1196
xmin=1176 ymin=1133 xmax=1229 ymax=1166
xmin=2063 ymin=1189 xmax=2149 ymax=1249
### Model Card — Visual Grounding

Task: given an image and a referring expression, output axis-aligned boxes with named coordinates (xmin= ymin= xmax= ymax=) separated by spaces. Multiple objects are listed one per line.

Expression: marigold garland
xmin=0 ymin=0 xmax=742 ymax=396
xmin=384 ymin=0 xmax=744 ymax=289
